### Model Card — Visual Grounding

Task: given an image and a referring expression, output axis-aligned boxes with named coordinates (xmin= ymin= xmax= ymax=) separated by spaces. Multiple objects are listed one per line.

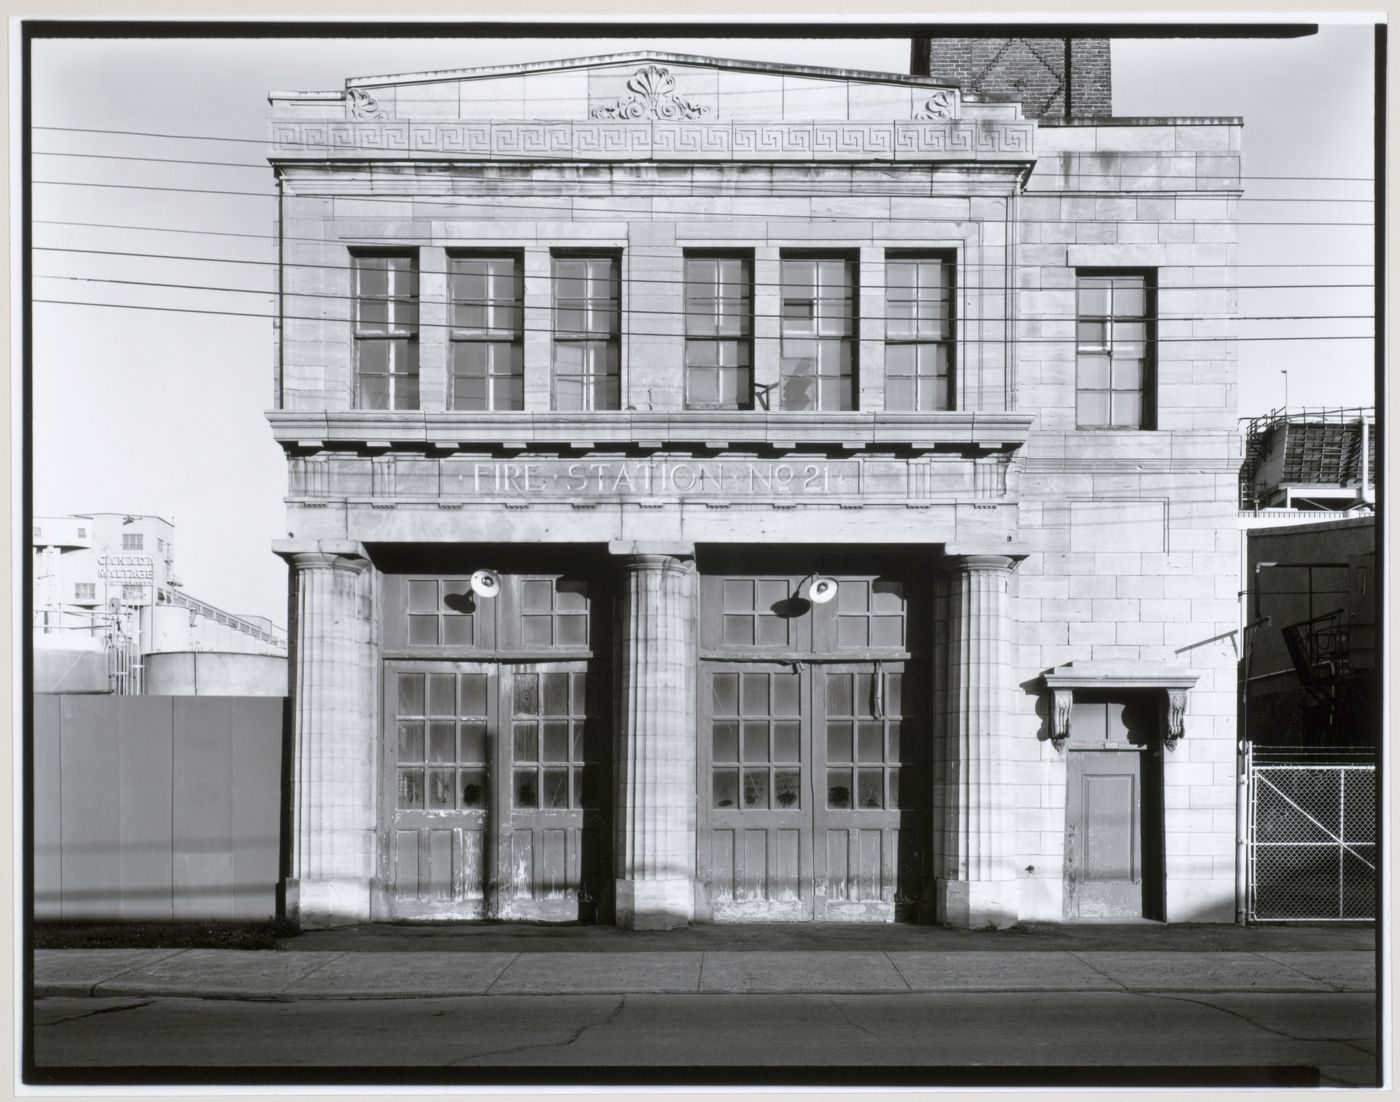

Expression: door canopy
xmin=1042 ymin=661 xmax=1201 ymax=752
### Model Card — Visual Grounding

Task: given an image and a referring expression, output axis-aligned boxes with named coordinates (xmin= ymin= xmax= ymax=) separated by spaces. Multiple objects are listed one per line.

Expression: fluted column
xmin=274 ymin=538 xmax=375 ymax=928
xmin=611 ymin=545 xmax=697 ymax=929
xmin=937 ymin=553 xmax=1019 ymax=928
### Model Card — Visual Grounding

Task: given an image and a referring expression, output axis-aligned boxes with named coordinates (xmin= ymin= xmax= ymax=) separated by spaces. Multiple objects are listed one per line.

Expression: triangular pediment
xmin=304 ymin=52 xmax=965 ymax=123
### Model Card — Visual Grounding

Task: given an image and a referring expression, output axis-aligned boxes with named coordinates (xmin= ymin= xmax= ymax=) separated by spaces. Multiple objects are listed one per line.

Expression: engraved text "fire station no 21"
xmin=468 ymin=461 xmax=845 ymax=496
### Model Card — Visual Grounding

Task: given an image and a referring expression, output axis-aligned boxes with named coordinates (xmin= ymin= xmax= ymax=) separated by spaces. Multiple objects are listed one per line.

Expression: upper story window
xmin=685 ymin=254 xmax=753 ymax=410
xmin=885 ymin=255 xmax=954 ymax=411
xmin=553 ymin=254 xmax=619 ymax=411
xmin=1076 ymin=271 xmax=1153 ymax=430
xmin=450 ymin=254 xmax=524 ymax=411
xmin=122 ymin=533 xmax=143 ymax=551
xmin=77 ymin=527 xmax=86 ymax=539
xmin=354 ymin=253 xmax=419 ymax=410
xmin=780 ymin=256 xmax=855 ymax=411
xmin=74 ymin=583 xmax=95 ymax=601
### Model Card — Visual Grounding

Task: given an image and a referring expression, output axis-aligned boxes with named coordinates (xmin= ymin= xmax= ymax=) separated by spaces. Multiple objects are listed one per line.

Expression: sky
xmin=26 ymin=22 xmax=1378 ymax=628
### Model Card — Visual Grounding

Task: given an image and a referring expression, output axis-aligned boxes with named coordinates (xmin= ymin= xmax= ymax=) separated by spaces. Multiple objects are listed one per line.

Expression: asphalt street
xmin=32 ymin=989 xmax=1378 ymax=1087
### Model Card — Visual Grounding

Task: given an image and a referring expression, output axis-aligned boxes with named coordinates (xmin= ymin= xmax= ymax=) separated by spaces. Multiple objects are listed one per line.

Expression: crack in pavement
xmin=1132 ymin=989 xmax=1376 ymax=1052
xmin=445 ymin=995 xmax=627 ymax=1065
xmin=826 ymin=995 xmax=881 ymax=1039
xmin=1064 ymin=951 xmax=1131 ymax=991
xmin=882 ymin=952 xmax=915 ymax=992
xmin=42 ymin=998 xmax=154 ymax=1026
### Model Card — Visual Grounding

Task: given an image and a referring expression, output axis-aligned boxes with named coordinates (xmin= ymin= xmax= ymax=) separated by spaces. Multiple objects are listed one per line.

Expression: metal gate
xmin=1245 ymin=745 xmax=1376 ymax=922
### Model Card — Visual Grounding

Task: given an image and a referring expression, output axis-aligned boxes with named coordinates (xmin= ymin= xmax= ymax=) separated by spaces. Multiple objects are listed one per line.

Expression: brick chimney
xmin=911 ymin=37 xmax=1112 ymax=122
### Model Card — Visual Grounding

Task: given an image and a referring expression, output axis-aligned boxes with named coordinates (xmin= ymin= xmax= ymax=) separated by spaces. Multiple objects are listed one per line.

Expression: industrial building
xmin=33 ymin=512 xmax=287 ymax=694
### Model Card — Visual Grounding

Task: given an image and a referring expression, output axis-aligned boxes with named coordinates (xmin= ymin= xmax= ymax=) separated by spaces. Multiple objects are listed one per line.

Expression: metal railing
xmin=1245 ymin=743 xmax=1376 ymax=922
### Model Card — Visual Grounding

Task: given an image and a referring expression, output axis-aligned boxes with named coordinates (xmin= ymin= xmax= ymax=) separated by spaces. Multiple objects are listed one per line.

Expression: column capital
xmin=942 ymin=551 xmax=1024 ymax=574
xmin=608 ymin=540 xmax=695 ymax=562
xmin=273 ymin=538 xmax=370 ymax=574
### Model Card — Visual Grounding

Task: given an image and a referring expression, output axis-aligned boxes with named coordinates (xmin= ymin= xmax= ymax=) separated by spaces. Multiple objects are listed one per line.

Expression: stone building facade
xmin=266 ymin=51 xmax=1242 ymax=929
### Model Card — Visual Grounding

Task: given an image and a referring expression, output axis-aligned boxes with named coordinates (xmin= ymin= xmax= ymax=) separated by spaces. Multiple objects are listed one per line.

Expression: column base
xmin=615 ymin=878 xmax=693 ymax=930
xmin=935 ymin=878 xmax=1019 ymax=929
xmin=285 ymin=877 xmax=372 ymax=928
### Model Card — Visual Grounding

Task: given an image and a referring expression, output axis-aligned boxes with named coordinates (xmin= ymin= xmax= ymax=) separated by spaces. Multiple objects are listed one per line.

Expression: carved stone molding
xmin=1165 ymin=688 xmax=1188 ymax=751
xmin=1051 ymin=688 xmax=1073 ymax=751
xmin=590 ymin=65 xmax=713 ymax=120
xmin=915 ymin=90 xmax=956 ymax=120
xmin=346 ymin=88 xmax=388 ymax=121
xmin=268 ymin=119 xmax=1036 ymax=162
xmin=1042 ymin=662 xmax=1202 ymax=752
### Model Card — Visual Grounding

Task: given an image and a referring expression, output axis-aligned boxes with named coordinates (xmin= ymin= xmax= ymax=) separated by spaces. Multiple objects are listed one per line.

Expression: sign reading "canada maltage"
xmin=96 ymin=554 xmax=153 ymax=580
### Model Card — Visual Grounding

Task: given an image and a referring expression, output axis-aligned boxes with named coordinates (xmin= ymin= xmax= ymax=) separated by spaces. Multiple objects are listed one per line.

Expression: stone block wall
xmin=1009 ymin=118 xmax=1243 ymax=922
xmin=275 ymin=164 xmax=1018 ymax=417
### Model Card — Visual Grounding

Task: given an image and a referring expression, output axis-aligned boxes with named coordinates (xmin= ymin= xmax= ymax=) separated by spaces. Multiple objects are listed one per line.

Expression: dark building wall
xmin=1245 ymin=518 xmax=1377 ymax=748
xmin=911 ymin=37 xmax=1112 ymax=121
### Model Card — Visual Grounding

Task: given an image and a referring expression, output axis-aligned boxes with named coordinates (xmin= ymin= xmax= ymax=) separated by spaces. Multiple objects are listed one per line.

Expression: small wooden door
xmin=1066 ymin=749 xmax=1144 ymax=918
xmin=1064 ymin=695 xmax=1164 ymax=920
xmin=384 ymin=660 xmax=607 ymax=921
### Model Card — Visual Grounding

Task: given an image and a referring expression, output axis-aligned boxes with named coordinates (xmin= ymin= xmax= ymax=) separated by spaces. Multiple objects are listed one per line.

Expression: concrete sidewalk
xmin=33 ymin=947 xmax=1376 ymax=1000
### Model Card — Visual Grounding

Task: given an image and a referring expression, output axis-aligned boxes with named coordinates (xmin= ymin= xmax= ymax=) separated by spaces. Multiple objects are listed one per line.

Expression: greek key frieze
xmin=572 ymin=123 xmax=653 ymax=157
xmin=269 ymin=120 xmax=1035 ymax=160
xmin=651 ymin=124 xmax=732 ymax=157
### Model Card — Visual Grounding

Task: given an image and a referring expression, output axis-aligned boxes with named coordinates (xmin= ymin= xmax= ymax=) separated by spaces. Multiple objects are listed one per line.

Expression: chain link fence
xmin=1246 ymin=745 xmax=1376 ymax=922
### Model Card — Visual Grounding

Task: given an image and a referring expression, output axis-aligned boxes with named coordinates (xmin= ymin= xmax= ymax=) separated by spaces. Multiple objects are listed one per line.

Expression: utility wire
xmin=31 ymin=178 xmax=1377 ymax=228
xmin=30 ymin=219 xmax=1380 ymax=268
xmin=30 ymin=149 xmax=1377 ymax=200
xmin=36 ymin=270 xmax=1379 ymax=308
xmin=25 ymin=123 xmax=1382 ymax=185
xmin=30 ymin=246 xmax=1379 ymax=292
xmin=32 ymin=295 xmax=1376 ymax=343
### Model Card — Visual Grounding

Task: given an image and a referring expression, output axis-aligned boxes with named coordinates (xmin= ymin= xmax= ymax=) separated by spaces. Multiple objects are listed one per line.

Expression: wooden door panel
xmin=386 ymin=664 xmax=495 ymax=920
xmin=385 ymin=659 xmax=606 ymax=921
xmin=704 ymin=665 xmax=815 ymax=921
xmin=1066 ymin=750 xmax=1144 ymax=919
xmin=391 ymin=827 xmax=488 ymax=919
xmin=701 ymin=660 xmax=923 ymax=922
xmin=813 ymin=664 xmax=920 ymax=920
xmin=502 ymin=663 xmax=604 ymax=921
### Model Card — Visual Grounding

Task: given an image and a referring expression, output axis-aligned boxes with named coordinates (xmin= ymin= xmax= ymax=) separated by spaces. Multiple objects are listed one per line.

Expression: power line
xmin=26 ymin=124 xmax=1381 ymax=186
xmin=32 ymin=273 xmax=1377 ymax=315
xmin=30 ymin=177 xmax=1378 ymax=227
xmin=30 ymin=245 xmax=1377 ymax=295
xmin=32 ymin=295 xmax=1376 ymax=343
xmin=32 ymin=150 xmax=270 ymax=171
xmin=31 ymin=219 xmax=1380 ymax=268
xmin=31 ymin=149 xmax=1377 ymax=200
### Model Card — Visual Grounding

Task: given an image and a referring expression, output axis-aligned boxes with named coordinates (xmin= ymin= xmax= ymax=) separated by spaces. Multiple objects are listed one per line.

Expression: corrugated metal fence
xmin=33 ymin=695 xmax=287 ymax=921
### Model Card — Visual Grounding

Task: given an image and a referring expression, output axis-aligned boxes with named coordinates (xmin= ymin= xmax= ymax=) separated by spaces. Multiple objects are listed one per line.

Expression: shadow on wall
xmin=32 ymin=694 xmax=288 ymax=923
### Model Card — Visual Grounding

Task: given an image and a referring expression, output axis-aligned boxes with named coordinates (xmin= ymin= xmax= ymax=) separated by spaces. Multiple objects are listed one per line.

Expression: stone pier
xmin=937 ymin=552 xmax=1020 ymax=928
xmin=610 ymin=544 xmax=697 ymax=929
xmin=274 ymin=539 xmax=377 ymax=927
